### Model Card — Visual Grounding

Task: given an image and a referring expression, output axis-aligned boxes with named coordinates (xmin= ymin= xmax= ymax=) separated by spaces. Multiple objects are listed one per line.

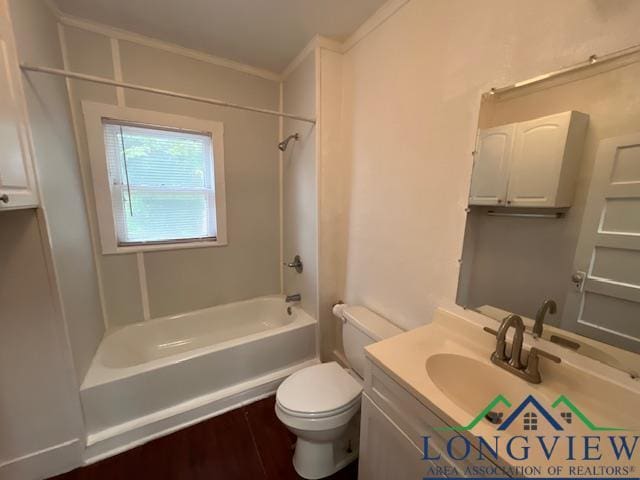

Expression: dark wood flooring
xmin=50 ymin=396 xmax=358 ymax=480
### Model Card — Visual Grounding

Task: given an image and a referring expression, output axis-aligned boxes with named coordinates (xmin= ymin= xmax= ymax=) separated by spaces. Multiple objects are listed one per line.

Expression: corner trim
xmin=281 ymin=35 xmax=340 ymax=80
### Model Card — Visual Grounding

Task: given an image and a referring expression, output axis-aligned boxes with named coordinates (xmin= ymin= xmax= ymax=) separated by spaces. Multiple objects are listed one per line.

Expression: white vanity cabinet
xmin=469 ymin=111 xmax=588 ymax=208
xmin=358 ymin=359 xmax=508 ymax=479
xmin=0 ymin=0 xmax=39 ymax=210
xmin=359 ymin=394 xmax=429 ymax=480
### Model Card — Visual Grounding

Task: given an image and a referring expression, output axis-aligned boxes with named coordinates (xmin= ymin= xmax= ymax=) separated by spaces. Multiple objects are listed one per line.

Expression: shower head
xmin=278 ymin=133 xmax=299 ymax=152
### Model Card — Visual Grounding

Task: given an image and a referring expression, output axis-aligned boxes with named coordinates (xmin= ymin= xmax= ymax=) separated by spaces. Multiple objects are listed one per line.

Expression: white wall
xmin=317 ymin=46 xmax=349 ymax=360
xmin=0 ymin=212 xmax=84 ymax=479
xmin=282 ymin=53 xmax=318 ymax=319
xmin=10 ymin=0 xmax=105 ymax=383
xmin=337 ymin=0 xmax=640 ymax=332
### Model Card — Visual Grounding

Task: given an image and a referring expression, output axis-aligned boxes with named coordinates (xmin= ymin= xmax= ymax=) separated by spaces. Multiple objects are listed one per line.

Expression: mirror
xmin=457 ymin=49 xmax=640 ymax=376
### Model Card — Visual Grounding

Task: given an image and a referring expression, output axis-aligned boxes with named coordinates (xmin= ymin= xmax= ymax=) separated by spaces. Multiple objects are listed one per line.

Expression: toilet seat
xmin=276 ymin=362 xmax=362 ymax=418
xmin=277 ymin=395 xmax=361 ymax=419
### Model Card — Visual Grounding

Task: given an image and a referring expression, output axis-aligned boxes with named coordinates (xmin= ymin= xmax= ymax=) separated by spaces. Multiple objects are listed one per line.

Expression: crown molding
xmin=44 ymin=0 xmax=410 ymax=82
xmin=342 ymin=0 xmax=410 ymax=53
xmin=55 ymin=12 xmax=281 ymax=82
xmin=281 ymin=35 xmax=342 ymax=80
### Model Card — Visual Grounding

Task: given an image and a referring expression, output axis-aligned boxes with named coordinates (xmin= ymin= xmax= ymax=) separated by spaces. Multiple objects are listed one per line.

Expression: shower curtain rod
xmin=20 ymin=64 xmax=316 ymax=124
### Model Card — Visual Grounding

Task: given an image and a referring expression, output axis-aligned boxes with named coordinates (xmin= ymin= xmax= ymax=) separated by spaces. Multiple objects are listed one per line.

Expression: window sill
xmin=103 ymin=238 xmax=228 ymax=255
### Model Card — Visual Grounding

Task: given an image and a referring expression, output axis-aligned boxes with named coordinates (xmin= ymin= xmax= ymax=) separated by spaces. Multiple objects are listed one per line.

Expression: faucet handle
xmin=483 ymin=326 xmax=498 ymax=336
xmin=529 ymin=347 xmax=561 ymax=364
xmin=524 ymin=347 xmax=561 ymax=384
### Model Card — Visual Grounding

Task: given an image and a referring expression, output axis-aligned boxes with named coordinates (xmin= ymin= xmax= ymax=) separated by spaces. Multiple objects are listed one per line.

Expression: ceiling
xmin=53 ymin=0 xmax=387 ymax=73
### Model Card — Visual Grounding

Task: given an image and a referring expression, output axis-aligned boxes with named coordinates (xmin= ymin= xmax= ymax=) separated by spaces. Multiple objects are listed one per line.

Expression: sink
xmin=426 ymin=353 xmax=540 ymax=430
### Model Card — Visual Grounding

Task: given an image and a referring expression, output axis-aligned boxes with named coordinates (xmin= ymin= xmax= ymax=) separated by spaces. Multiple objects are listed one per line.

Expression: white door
xmin=507 ymin=112 xmax=570 ymax=207
xmin=468 ymin=124 xmax=515 ymax=206
xmin=359 ymin=394 xmax=435 ymax=480
xmin=0 ymin=0 xmax=38 ymax=210
xmin=563 ymin=133 xmax=640 ymax=353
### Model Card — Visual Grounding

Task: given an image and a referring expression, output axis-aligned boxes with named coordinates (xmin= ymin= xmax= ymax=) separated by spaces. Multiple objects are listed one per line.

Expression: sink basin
xmin=426 ymin=353 xmax=540 ymax=430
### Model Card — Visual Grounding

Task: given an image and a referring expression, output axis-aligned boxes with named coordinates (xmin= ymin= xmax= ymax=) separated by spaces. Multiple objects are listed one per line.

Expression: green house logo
xmin=437 ymin=394 xmax=626 ymax=432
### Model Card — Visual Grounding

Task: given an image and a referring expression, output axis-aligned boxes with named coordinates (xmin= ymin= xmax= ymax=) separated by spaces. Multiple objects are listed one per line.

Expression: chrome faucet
xmin=285 ymin=293 xmax=301 ymax=303
xmin=484 ymin=314 xmax=561 ymax=384
xmin=533 ymin=299 xmax=557 ymax=337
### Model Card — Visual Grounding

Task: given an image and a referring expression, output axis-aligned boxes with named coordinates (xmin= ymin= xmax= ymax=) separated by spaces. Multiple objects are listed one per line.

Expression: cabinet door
xmin=0 ymin=0 xmax=38 ymax=210
xmin=507 ymin=112 xmax=571 ymax=207
xmin=359 ymin=394 xmax=437 ymax=480
xmin=468 ymin=124 xmax=515 ymax=206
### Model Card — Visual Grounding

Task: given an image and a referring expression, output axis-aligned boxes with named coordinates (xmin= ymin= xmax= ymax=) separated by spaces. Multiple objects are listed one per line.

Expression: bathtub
xmin=80 ymin=295 xmax=317 ymax=462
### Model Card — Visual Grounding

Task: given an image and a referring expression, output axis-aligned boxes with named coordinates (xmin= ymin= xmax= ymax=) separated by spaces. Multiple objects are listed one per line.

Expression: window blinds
xmin=102 ymin=120 xmax=217 ymax=245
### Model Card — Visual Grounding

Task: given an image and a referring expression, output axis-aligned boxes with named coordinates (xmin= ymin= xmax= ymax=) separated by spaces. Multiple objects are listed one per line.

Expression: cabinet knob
xmin=507 ymin=200 xmax=512 ymax=205
xmin=497 ymin=199 xmax=502 ymax=204
xmin=0 ymin=194 xmax=8 ymax=204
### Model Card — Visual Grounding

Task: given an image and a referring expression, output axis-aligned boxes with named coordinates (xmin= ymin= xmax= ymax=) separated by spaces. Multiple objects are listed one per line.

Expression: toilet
xmin=275 ymin=305 xmax=403 ymax=479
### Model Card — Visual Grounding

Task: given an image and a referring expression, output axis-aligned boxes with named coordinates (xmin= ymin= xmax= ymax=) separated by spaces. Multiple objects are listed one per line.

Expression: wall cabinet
xmin=469 ymin=111 xmax=588 ymax=208
xmin=468 ymin=123 xmax=516 ymax=206
xmin=0 ymin=0 xmax=39 ymax=210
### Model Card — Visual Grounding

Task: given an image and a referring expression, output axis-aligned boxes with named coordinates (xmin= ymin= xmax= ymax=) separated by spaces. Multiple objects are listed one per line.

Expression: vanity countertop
xmin=364 ymin=307 xmax=640 ymax=476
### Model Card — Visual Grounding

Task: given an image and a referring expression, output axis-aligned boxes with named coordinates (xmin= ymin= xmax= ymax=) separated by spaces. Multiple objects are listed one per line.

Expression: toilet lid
xmin=276 ymin=362 xmax=362 ymax=416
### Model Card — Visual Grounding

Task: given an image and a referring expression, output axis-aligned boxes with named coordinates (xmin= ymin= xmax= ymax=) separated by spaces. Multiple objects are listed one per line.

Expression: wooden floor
xmin=50 ymin=396 xmax=358 ymax=480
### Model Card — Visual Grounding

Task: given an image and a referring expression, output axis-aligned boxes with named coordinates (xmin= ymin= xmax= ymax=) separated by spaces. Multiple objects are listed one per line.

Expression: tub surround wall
xmin=61 ymin=24 xmax=281 ymax=327
xmin=282 ymin=52 xmax=319 ymax=320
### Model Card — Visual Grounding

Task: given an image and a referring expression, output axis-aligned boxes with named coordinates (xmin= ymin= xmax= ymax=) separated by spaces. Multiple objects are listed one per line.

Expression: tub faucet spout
xmin=285 ymin=294 xmax=301 ymax=303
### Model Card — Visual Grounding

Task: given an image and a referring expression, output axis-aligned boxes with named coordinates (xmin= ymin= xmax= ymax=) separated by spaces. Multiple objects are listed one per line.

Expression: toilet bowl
xmin=275 ymin=305 xmax=403 ymax=479
xmin=276 ymin=362 xmax=362 ymax=479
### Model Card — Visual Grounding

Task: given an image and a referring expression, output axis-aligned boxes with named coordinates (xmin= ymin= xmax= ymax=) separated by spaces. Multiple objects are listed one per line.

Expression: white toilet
xmin=275 ymin=305 xmax=403 ymax=479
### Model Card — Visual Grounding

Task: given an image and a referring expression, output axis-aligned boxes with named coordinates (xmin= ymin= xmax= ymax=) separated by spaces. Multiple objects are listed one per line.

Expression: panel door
xmin=0 ymin=0 xmax=38 ymax=210
xmin=507 ymin=112 xmax=571 ymax=207
xmin=563 ymin=133 xmax=640 ymax=353
xmin=468 ymin=124 xmax=515 ymax=206
xmin=358 ymin=394 xmax=435 ymax=480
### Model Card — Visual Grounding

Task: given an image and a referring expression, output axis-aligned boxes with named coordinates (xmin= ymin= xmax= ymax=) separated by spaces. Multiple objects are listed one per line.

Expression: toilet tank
xmin=340 ymin=306 xmax=403 ymax=378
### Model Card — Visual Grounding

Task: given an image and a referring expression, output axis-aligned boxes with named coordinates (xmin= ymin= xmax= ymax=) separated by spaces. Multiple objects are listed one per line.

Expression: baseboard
xmin=0 ymin=439 xmax=82 ymax=480
xmin=83 ymin=358 xmax=319 ymax=464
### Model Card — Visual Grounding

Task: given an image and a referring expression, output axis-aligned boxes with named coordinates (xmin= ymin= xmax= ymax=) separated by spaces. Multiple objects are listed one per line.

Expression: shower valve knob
xmin=285 ymin=255 xmax=303 ymax=274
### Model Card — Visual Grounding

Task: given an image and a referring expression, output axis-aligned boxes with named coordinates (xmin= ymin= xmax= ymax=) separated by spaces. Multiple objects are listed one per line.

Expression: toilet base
xmin=291 ymin=417 xmax=360 ymax=479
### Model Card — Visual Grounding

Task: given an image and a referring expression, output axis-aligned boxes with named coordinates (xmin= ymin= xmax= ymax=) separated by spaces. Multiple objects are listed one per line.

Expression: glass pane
xmin=102 ymin=121 xmax=218 ymax=245
xmin=120 ymin=190 xmax=216 ymax=244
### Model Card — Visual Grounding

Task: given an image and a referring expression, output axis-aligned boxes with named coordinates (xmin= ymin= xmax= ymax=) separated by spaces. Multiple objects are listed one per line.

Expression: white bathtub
xmin=80 ymin=295 xmax=317 ymax=462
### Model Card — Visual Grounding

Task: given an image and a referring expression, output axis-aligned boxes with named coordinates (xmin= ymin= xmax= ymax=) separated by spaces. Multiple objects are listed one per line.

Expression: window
xmin=83 ymin=102 xmax=226 ymax=253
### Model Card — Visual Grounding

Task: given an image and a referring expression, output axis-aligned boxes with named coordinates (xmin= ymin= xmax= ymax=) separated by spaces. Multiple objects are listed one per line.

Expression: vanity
xmin=358 ymin=308 xmax=640 ymax=479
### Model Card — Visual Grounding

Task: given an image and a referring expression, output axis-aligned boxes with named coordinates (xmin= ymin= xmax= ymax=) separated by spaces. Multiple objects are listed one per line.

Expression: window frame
xmin=82 ymin=101 xmax=227 ymax=254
